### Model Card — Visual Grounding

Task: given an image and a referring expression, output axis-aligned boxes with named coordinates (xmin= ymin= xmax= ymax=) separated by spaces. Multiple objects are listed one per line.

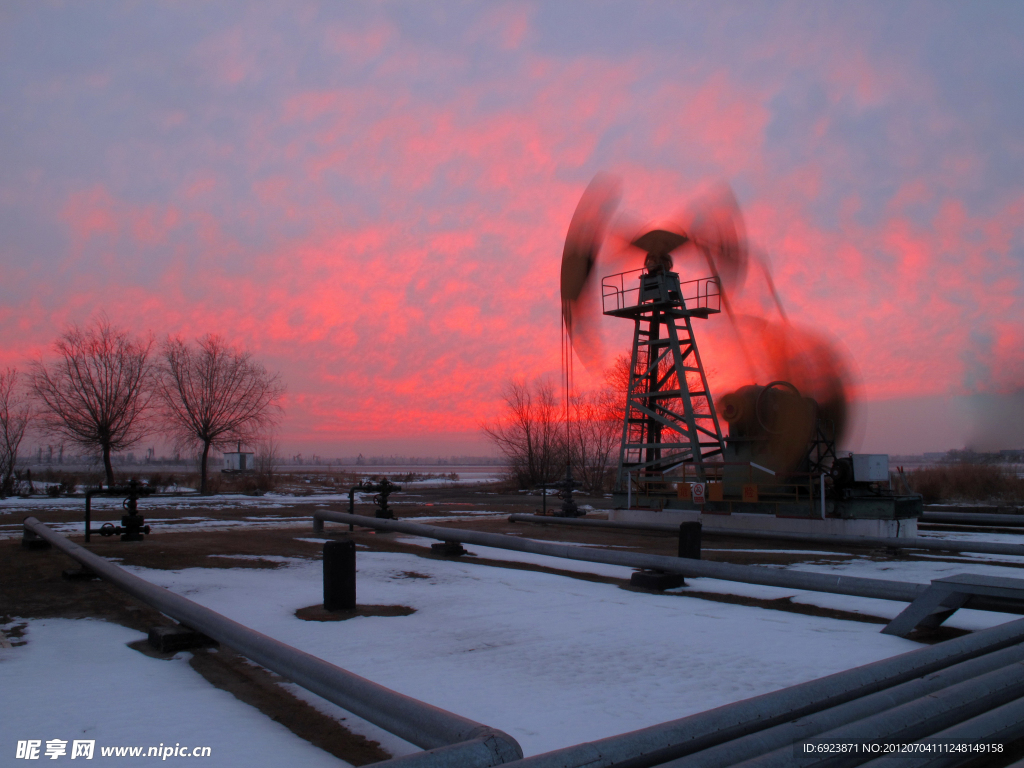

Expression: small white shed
xmin=223 ymin=449 xmax=256 ymax=473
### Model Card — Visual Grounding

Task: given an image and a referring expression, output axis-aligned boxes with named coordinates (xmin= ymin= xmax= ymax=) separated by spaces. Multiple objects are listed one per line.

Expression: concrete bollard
xmin=323 ymin=540 xmax=357 ymax=611
xmin=678 ymin=521 xmax=702 ymax=560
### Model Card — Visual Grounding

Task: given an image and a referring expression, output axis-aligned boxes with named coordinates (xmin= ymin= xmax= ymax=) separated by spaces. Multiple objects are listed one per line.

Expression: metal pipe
xmin=857 ymin=695 xmax=1024 ymax=767
xmin=921 ymin=511 xmax=1024 ymax=527
xmin=732 ymin=660 xmax=1024 ymax=768
xmin=507 ymin=514 xmax=1024 ymax=558
xmin=22 ymin=517 xmax=522 ymax=762
xmin=495 ymin=616 xmax=1024 ymax=768
xmin=512 ymin=513 xmax=677 ymax=533
xmin=820 ymin=474 xmax=825 ymax=520
xmin=372 ymin=734 xmax=524 ymax=768
xmin=316 ymin=510 xmax=926 ymax=603
xmin=313 ymin=513 xmax=1024 ymax=768
xmin=658 ymin=643 xmax=1024 ymax=768
xmin=43 ymin=508 xmax=1024 ymax=768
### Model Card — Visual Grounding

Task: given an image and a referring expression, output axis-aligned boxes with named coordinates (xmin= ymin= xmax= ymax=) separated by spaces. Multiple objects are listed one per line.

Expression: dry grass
xmin=272 ymin=471 xmax=364 ymax=496
xmin=905 ymin=463 xmax=1024 ymax=504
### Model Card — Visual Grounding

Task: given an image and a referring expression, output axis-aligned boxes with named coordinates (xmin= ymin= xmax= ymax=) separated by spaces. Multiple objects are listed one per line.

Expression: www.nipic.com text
xmin=16 ymin=740 xmax=212 ymax=760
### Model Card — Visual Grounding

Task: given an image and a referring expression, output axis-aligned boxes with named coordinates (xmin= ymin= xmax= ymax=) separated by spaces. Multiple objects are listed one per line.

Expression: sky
xmin=1 ymin=1 xmax=1023 ymax=457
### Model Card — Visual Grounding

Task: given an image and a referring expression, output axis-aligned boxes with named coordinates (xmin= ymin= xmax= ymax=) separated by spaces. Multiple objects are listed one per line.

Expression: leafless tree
xmin=253 ymin=431 xmax=281 ymax=493
xmin=0 ymin=369 xmax=31 ymax=496
xmin=567 ymin=387 xmax=620 ymax=494
xmin=606 ymin=353 xmax=631 ymax=423
xmin=157 ymin=335 xmax=284 ymax=494
xmin=31 ymin=320 xmax=154 ymax=486
xmin=482 ymin=378 xmax=564 ymax=489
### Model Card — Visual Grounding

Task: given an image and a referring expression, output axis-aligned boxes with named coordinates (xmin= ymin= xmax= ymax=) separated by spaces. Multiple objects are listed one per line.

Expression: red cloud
xmin=4 ymin=7 xmax=1022 ymax=456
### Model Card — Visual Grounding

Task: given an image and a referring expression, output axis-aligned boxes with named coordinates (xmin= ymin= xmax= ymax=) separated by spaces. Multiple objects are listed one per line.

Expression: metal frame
xmin=83 ymin=482 xmax=153 ymax=542
xmin=602 ymin=269 xmax=726 ymax=491
xmin=883 ymin=574 xmax=1024 ymax=638
xmin=805 ymin=418 xmax=839 ymax=478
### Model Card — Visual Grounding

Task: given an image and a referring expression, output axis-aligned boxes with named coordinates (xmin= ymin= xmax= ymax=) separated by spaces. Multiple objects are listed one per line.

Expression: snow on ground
xmin=0 ymin=515 xmax=313 ymax=540
xmin=0 ymin=619 xmax=347 ymax=767
xmin=10 ymin=522 xmax=1024 ymax=762
xmin=778 ymin=556 xmax=1024 ymax=630
xmin=0 ymin=512 xmax=509 ymax=541
xmin=101 ymin=551 xmax=927 ymax=757
xmin=0 ymin=493 xmax=283 ymax=514
xmin=920 ymin=530 xmax=1024 ymax=544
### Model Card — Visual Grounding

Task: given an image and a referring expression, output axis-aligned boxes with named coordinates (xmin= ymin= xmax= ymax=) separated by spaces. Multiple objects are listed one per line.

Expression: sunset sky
xmin=2 ymin=2 xmax=1023 ymax=457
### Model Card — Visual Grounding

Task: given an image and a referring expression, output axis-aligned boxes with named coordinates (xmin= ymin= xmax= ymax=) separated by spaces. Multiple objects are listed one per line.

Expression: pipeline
xmin=857 ymin=696 xmax=1024 ymax=767
xmin=920 ymin=511 xmax=1024 ymax=527
xmin=22 ymin=517 xmax=522 ymax=768
xmin=319 ymin=509 xmax=1024 ymax=768
xmin=493 ymin=615 xmax=1024 ymax=768
xmin=664 ymin=651 xmax=1024 ymax=768
xmin=507 ymin=514 xmax=1024 ymax=558
xmin=24 ymin=516 xmax=1024 ymax=768
xmin=315 ymin=511 xmax=928 ymax=603
xmin=729 ymin=661 xmax=1024 ymax=768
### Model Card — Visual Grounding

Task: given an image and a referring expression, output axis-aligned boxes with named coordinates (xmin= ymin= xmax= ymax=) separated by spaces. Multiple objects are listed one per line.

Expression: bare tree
xmin=606 ymin=353 xmax=631 ymax=425
xmin=31 ymin=320 xmax=154 ymax=486
xmin=482 ymin=378 xmax=564 ymax=489
xmin=568 ymin=388 xmax=620 ymax=494
xmin=0 ymin=369 xmax=31 ymax=496
xmin=253 ymin=431 xmax=280 ymax=493
xmin=157 ymin=335 xmax=284 ymax=494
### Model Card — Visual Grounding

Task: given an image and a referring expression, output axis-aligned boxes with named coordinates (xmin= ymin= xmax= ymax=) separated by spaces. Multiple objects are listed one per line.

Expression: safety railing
xmin=626 ymin=463 xmax=819 ymax=513
xmin=601 ymin=270 xmax=720 ymax=314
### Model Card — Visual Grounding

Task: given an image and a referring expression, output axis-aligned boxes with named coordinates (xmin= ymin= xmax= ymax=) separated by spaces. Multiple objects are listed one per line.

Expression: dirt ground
xmin=2 ymin=483 xmax=1015 ymax=763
